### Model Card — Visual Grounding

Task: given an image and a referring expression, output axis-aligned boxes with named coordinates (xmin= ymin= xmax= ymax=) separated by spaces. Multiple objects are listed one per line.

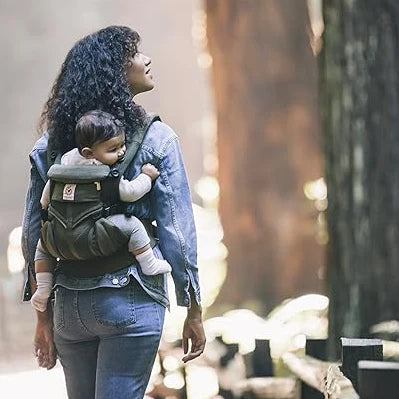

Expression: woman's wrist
xmin=36 ymin=307 xmax=53 ymax=324
xmin=187 ymin=284 xmax=202 ymax=319
xmin=187 ymin=301 xmax=202 ymax=319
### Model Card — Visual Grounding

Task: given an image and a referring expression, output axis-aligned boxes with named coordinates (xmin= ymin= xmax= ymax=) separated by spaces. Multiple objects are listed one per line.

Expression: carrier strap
xmin=100 ymin=113 xmax=161 ymax=207
xmin=114 ymin=113 xmax=161 ymax=177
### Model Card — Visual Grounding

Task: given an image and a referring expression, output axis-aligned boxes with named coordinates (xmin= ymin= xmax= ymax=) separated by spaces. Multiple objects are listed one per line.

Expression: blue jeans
xmin=53 ymin=279 xmax=165 ymax=399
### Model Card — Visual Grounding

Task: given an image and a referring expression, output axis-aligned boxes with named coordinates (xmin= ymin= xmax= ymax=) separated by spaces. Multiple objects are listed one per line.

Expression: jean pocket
xmin=53 ymin=287 xmax=65 ymax=332
xmin=91 ymin=284 xmax=136 ymax=327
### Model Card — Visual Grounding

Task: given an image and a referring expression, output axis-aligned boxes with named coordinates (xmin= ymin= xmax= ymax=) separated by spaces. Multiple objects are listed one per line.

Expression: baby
xmin=31 ymin=110 xmax=171 ymax=312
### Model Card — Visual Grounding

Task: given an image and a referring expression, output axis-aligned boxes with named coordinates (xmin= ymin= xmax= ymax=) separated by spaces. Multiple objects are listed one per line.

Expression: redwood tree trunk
xmin=320 ymin=0 xmax=399 ymax=357
xmin=206 ymin=0 xmax=323 ymax=312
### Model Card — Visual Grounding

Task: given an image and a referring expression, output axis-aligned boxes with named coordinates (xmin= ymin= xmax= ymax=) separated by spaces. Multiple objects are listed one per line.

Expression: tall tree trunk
xmin=320 ymin=0 xmax=399 ymax=357
xmin=206 ymin=0 xmax=323 ymax=312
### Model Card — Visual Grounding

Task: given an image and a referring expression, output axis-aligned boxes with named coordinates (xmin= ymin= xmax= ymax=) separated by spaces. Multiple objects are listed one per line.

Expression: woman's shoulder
xmin=142 ymin=120 xmax=179 ymax=158
xmin=29 ymin=133 xmax=49 ymax=181
xmin=30 ymin=132 xmax=49 ymax=156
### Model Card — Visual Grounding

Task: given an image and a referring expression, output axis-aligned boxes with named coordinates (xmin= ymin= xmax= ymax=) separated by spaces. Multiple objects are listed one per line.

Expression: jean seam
xmin=75 ymin=291 xmax=91 ymax=334
xmin=54 ymin=287 xmax=65 ymax=332
xmin=153 ymin=302 xmax=161 ymax=332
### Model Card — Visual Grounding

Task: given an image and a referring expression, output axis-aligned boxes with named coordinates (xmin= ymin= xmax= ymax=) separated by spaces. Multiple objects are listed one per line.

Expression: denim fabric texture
xmin=21 ymin=121 xmax=201 ymax=308
xmin=53 ymin=279 xmax=165 ymax=399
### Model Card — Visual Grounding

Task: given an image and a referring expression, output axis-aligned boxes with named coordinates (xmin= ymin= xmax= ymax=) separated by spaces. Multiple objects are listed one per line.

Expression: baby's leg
xmin=31 ymin=239 xmax=56 ymax=312
xmin=107 ymin=215 xmax=171 ymax=275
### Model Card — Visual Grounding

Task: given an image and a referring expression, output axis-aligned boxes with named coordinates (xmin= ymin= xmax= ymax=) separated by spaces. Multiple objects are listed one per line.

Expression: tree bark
xmin=319 ymin=0 xmax=399 ymax=357
xmin=206 ymin=0 xmax=323 ymax=312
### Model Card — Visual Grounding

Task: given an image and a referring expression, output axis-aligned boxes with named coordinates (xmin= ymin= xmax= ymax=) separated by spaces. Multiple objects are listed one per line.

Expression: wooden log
xmin=324 ymin=364 xmax=359 ymax=399
xmin=235 ymin=377 xmax=298 ymax=399
xmin=382 ymin=339 xmax=399 ymax=360
xmin=340 ymin=338 xmax=383 ymax=391
xmin=302 ymin=339 xmax=327 ymax=399
xmin=282 ymin=353 xmax=328 ymax=391
xmin=358 ymin=360 xmax=399 ymax=399
xmin=370 ymin=320 xmax=399 ymax=341
xmin=283 ymin=352 xmax=359 ymax=399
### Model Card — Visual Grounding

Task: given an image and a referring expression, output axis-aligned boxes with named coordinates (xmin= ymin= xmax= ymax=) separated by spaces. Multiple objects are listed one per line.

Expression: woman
xmin=21 ymin=25 xmax=205 ymax=399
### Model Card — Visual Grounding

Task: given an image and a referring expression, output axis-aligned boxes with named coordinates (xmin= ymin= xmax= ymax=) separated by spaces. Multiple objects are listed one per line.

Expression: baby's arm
xmin=119 ymin=163 xmax=160 ymax=202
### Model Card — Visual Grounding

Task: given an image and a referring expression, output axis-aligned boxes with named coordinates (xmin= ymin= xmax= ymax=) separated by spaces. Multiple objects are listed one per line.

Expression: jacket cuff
xmin=175 ymin=270 xmax=201 ymax=308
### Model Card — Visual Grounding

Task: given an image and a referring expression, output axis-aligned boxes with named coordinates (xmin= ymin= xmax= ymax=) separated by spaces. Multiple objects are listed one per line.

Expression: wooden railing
xmin=282 ymin=338 xmax=399 ymax=399
xmin=282 ymin=353 xmax=358 ymax=399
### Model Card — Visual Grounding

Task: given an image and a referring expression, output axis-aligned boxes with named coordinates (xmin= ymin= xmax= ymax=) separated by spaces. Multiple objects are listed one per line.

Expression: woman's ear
xmin=81 ymin=147 xmax=94 ymax=159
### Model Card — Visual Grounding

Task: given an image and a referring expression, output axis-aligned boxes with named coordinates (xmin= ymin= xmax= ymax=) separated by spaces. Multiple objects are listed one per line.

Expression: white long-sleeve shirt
xmin=41 ymin=148 xmax=152 ymax=209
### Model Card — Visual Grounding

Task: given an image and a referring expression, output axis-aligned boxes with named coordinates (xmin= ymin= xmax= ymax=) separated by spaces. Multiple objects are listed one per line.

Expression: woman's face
xmin=126 ymin=52 xmax=155 ymax=96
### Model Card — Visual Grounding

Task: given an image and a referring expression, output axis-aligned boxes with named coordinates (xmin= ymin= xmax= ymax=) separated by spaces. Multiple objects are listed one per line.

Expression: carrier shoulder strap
xmin=114 ymin=113 xmax=161 ymax=177
xmin=46 ymin=132 xmax=60 ymax=170
xmin=46 ymin=148 xmax=63 ymax=210
xmin=101 ymin=113 xmax=161 ymax=207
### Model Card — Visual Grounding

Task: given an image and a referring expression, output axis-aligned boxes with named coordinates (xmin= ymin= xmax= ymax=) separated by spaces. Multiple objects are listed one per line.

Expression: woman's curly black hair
xmin=39 ymin=25 xmax=147 ymax=153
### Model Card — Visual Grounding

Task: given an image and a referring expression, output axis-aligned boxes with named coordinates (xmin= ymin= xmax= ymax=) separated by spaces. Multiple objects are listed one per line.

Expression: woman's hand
xmin=34 ymin=308 xmax=57 ymax=370
xmin=182 ymin=302 xmax=206 ymax=363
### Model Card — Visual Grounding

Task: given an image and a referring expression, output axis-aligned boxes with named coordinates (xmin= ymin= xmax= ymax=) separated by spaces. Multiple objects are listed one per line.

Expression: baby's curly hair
xmin=39 ymin=25 xmax=146 ymax=153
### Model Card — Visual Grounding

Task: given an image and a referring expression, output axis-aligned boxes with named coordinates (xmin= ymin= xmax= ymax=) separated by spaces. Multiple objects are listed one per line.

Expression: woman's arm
xmin=150 ymin=136 xmax=201 ymax=307
xmin=21 ymin=158 xmax=46 ymax=301
xmin=182 ymin=285 xmax=205 ymax=362
xmin=34 ymin=307 xmax=57 ymax=369
xmin=150 ymin=135 xmax=205 ymax=360
xmin=22 ymin=146 xmax=57 ymax=368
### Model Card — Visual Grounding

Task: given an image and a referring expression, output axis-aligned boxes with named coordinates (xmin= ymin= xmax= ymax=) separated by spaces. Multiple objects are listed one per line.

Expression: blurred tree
xmin=320 ymin=0 xmax=399 ymax=357
xmin=205 ymin=0 xmax=323 ymax=312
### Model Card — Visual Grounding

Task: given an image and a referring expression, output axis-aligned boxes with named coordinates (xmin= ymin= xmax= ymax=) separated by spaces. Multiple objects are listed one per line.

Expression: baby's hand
xmin=141 ymin=163 xmax=160 ymax=181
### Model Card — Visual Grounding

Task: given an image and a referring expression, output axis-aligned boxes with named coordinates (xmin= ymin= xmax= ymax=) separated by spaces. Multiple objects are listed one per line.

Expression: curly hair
xmin=39 ymin=25 xmax=147 ymax=153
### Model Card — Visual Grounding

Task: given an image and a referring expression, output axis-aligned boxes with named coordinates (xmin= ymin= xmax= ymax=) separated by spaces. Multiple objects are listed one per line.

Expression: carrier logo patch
xmin=63 ymin=184 xmax=77 ymax=201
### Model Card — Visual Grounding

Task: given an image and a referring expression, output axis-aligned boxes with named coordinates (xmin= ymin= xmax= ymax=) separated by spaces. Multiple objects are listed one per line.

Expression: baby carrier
xmin=40 ymin=114 xmax=160 ymax=276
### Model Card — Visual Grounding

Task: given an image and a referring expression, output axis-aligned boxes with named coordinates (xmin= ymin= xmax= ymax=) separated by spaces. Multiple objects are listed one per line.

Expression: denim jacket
xmin=21 ymin=121 xmax=201 ymax=308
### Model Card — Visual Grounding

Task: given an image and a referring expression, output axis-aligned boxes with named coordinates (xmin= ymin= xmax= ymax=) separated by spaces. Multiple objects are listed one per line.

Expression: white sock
xmin=31 ymin=272 xmax=53 ymax=312
xmin=135 ymin=248 xmax=172 ymax=276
